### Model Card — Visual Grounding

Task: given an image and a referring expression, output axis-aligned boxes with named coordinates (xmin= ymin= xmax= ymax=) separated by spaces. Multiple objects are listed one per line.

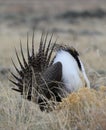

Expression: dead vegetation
xmin=0 ymin=1 xmax=106 ymax=130
xmin=0 ymin=31 xmax=106 ymax=130
xmin=1 ymin=80 xmax=106 ymax=130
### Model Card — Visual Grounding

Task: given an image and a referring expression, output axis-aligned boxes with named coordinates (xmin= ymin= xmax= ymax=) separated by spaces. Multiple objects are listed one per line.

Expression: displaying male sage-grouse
xmin=10 ymin=32 xmax=90 ymax=111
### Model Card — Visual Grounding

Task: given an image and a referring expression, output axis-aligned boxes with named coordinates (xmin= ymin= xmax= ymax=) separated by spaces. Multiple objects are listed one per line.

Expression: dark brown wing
xmin=37 ymin=62 xmax=62 ymax=111
xmin=43 ymin=62 xmax=62 ymax=83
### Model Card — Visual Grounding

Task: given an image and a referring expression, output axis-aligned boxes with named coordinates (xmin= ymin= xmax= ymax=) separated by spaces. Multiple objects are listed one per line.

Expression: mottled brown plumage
xmin=10 ymin=32 xmax=63 ymax=111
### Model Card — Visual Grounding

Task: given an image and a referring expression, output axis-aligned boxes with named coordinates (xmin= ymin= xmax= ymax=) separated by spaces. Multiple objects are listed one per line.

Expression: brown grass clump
xmin=57 ymin=87 xmax=106 ymax=130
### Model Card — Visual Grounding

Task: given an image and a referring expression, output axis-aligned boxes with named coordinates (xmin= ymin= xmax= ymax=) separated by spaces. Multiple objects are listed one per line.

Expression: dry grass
xmin=0 ymin=30 xmax=106 ymax=130
xmin=0 ymin=1 xmax=106 ymax=129
xmin=1 ymin=81 xmax=106 ymax=130
xmin=58 ymin=87 xmax=106 ymax=129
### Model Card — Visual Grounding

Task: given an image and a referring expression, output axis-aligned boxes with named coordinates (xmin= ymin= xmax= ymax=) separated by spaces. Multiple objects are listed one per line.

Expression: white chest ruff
xmin=53 ymin=50 xmax=90 ymax=92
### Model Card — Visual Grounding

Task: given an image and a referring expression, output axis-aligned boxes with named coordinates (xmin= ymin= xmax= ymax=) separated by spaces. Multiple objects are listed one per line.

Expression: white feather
xmin=53 ymin=50 xmax=90 ymax=92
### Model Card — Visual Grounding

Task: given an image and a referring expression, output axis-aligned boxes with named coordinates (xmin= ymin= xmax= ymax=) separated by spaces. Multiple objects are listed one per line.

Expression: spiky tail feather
xmin=10 ymin=32 xmax=63 ymax=110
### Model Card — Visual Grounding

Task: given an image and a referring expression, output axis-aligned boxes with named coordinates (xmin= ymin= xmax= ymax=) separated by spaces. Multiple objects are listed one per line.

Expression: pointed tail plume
xmin=10 ymin=32 xmax=63 ymax=111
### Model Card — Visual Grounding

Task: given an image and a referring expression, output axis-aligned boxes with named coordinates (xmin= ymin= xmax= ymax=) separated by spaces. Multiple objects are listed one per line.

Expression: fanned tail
xmin=10 ymin=32 xmax=62 ymax=110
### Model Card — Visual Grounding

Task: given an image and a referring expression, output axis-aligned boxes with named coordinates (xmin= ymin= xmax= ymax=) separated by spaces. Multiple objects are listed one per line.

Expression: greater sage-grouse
xmin=10 ymin=32 xmax=90 ymax=111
